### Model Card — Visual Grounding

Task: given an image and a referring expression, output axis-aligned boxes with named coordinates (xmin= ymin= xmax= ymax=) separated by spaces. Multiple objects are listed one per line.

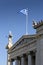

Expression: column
xmin=8 ymin=61 xmax=13 ymax=65
xmin=21 ymin=55 xmax=26 ymax=65
xmin=7 ymin=53 xmax=13 ymax=65
xmin=28 ymin=52 xmax=32 ymax=65
xmin=35 ymin=50 xmax=40 ymax=65
xmin=15 ymin=57 xmax=20 ymax=65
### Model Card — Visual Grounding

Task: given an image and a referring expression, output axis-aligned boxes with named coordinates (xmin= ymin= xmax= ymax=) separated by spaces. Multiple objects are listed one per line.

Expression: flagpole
xmin=26 ymin=11 xmax=28 ymax=35
xmin=20 ymin=8 xmax=28 ymax=35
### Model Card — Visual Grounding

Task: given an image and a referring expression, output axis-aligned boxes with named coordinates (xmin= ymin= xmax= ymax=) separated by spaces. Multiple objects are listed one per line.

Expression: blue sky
xmin=0 ymin=0 xmax=43 ymax=65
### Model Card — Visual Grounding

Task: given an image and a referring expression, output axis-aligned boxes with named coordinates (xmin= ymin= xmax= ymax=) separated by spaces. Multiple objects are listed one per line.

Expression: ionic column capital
xmin=21 ymin=54 xmax=26 ymax=58
xmin=15 ymin=56 xmax=20 ymax=60
xmin=27 ymin=50 xmax=36 ymax=56
xmin=27 ymin=52 xmax=31 ymax=55
xmin=8 ymin=59 xmax=14 ymax=62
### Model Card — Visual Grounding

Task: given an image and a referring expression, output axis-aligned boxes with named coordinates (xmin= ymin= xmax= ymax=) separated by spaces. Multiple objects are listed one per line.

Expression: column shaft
xmin=28 ymin=54 xmax=32 ymax=65
xmin=15 ymin=58 xmax=20 ymax=65
xmin=21 ymin=56 xmax=25 ymax=65
xmin=8 ymin=61 xmax=13 ymax=65
xmin=7 ymin=54 xmax=13 ymax=65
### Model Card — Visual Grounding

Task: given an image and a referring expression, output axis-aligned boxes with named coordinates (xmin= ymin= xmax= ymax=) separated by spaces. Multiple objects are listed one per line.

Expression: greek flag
xmin=20 ymin=8 xmax=28 ymax=15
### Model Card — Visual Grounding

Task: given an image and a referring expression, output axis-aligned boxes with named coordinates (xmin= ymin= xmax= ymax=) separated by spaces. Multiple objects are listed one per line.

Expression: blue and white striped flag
xmin=20 ymin=8 xmax=28 ymax=15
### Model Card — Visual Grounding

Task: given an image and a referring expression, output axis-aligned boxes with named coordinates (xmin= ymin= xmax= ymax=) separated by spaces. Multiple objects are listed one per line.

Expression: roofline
xmin=33 ymin=20 xmax=43 ymax=29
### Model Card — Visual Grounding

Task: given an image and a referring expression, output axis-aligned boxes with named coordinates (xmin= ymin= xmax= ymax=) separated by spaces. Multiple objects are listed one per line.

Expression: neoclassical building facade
xmin=6 ymin=20 xmax=43 ymax=65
